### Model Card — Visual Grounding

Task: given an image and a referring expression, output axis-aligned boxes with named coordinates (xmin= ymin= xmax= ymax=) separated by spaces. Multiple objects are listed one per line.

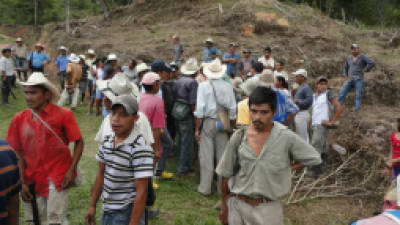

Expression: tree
xmin=66 ymin=0 xmax=70 ymax=33
xmin=34 ymin=0 xmax=39 ymax=26
xmin=96 ymin=0 xmax=109 ymax=20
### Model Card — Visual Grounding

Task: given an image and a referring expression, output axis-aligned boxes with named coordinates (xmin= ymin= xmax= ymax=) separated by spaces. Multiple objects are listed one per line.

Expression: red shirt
xmin=391 ymin=133 xmax=400 ymax=166
xmin=6 ymin=104 xmax=82 ymax=197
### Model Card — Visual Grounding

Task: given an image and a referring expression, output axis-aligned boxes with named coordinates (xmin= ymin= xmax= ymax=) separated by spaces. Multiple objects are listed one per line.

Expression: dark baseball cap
xmin=151 ymin=59 xmax=168 ymax=73
xmin=316 ymin=76 xmax=328 ymax=84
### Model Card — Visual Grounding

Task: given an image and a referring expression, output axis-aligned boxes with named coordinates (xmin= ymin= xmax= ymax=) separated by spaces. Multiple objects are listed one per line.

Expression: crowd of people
xmin=4 ymin=34 xmax=398 ymax=225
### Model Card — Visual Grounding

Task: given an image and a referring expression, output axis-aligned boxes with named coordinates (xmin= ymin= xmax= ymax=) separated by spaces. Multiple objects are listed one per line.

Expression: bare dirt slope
xmin=2 ymin=0 xmax=400 ymax=224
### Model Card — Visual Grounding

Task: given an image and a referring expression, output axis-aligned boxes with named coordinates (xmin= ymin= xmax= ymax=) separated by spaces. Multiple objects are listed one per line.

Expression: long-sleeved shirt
xmin=294 ymin=82 xmax=313 ymax=110
xmin=343 ymin=54 xmax=375 ymax=81
xmin=194 ymin=79 xmax=237 ymax=120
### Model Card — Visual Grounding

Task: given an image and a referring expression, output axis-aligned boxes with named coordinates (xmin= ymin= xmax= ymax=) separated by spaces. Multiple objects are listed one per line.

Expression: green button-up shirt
xmin=216 ymin=122 xmax=321 ymax=200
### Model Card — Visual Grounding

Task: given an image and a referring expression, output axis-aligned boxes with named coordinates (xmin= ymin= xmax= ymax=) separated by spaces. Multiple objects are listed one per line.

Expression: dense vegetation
xmin=0 ymin=0 xmax=130 ymax=25
xmin=281 ymin=0 xmax=400 ymax=27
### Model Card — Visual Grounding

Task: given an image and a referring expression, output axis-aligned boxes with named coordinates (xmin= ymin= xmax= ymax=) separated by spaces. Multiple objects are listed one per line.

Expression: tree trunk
xmin=96 ymin=0 xmax=109 ymax=20
xmin=66 ymin=0 xmax=70 ymax=33
xmin=34 ymin=0 xmax=39 ymax=26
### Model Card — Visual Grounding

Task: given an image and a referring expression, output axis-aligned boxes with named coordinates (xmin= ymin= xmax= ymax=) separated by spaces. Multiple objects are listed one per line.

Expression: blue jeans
xmin=156 ymin=128 xmax=173 ymax=174
xmin=337 ymin=79 xmax=364 ymax=112
xmin=177 ymin=115 xmax=195 ymax=174
xmin=101 ymin=205 xmax=145 ymax=225
xmin=15 ymin=57 xmax=27 ymax=81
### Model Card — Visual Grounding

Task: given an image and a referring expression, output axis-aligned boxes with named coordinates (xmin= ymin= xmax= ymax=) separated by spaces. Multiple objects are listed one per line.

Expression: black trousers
xmin=31 ymin=67 xmax=44 ymax=73
xmin=1 ymin=76 xmax=12 ymax=104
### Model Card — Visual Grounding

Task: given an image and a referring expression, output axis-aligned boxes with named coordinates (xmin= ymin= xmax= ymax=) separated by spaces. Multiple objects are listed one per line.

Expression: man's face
xmin=229 ymin=46 xmax=236 ymax=53
xmin=87 ymin=54 xmax=95 ymax=59
xmin=17 ymin=41 xmax=23 ymax=46
xmin=110 ymin=105 xmax=138 ymax=136
xmin=295 ymin=75 xmax=304 ymax=84
xmin=103 ymin=96 xmax=112 ymax=110
xmin=243 ymin=51 xmax=250 ymax=59
xmin=60 ymin=50 xmax=66 ymax=56
xmin=160 ymin=71 xmax=169 ymax=81
xmin=97 ymin=61 xmax=104 ymax=68
xmin=3 ymin=51 xmax=11 ymax=58
xmin=206 ymin=42 xmax=212 ymax=48
xmin=154 ymin=81 xmax=161 ymax=93
xmin=249 ymin=104 xmax=275 ymax=131
xmin=316 ymin=81 xmax=328 ymax=93
xmin=172 ymin=38 xmax=179 ymax=44
xmin=24 ymin=86 xmax=50 ymax=110
xmin=35 ymin=46 xmax=42 ymax=52
xmin=351 ymin=48 xmax=360 ymax=56
xmin=129 ymin=61 xmax=135 ymax=69
xmin=264 ymin=51 xmax=271 ymax=59
xmin=109 ymin=60 xmax=117 ymax=67
xmin=275 ymin=62 xmax=283 ymax=71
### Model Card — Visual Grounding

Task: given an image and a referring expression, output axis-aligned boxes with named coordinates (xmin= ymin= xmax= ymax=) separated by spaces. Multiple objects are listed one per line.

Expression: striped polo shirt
xmin=96 ymin=131 xmax=154 ymax=212
xmin=0 ymin=140 xmax=21 ymax=224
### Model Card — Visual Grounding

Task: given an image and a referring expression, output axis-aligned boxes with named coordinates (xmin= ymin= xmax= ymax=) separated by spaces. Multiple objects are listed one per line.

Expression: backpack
xmin=273 ymin=90 xmax=288 ymax=124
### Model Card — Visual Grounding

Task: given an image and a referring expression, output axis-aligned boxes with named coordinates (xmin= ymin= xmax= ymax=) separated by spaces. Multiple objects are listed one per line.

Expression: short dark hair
xmin=276 ymin=76 xmax=288 ymax=89
xmin=253 ymin=62 xmax=264 ymax=73
xmin=2 ymin=48 xmax=11 ymax=54
xmin=130 ymin=59 xmax=137 ymax=67
xmin=249 ymin=87 xmax=277 ymax=112
xmin=264 ymin=47 xmax=272 ymax=52
xmin=142 ymin=84 xmax=154 ymax=92
xmin=277 ymin=60 xmax=285 ymax=66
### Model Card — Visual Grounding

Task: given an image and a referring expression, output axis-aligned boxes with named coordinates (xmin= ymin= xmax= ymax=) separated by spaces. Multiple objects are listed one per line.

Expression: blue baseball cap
xmin=151 ymin=59 xmax=168 ymax=73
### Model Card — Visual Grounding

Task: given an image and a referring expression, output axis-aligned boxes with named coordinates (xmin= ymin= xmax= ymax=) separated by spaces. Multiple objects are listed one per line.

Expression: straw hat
xmin=87 ymin=49 xmax=95 ymax=55
xmin=202 ymin=58 xmax=226 ymax=80
xmin=58 ymin=46 xmax=67 ymax=51
xmin=135 ymin=63 xmax=150 ymax=74
xmin=180 ymin=58 xmax=199 ymax=76
xmin=20 ymin=72 xmax=59 ymax=101
xmin=107 ymin=53 xmax=118 ymax=61
xmin=97 ymin=73 xmax=140 ymax=102
xmin=240 ymin=77 xmax=260 ymax=96
xmin=68 ymin=53 xmax=80 ymax=63
xmin=16 ymin=37 xmax=23 ymax=42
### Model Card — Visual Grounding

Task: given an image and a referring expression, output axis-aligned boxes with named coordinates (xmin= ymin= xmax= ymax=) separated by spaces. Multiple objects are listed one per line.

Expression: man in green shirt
xmin=216 ymin=86 xmax=321 ymax=225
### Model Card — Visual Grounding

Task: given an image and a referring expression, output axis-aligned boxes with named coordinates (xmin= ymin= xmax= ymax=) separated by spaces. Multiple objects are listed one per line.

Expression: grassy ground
xmin=0 ymin=86 xmax=221 ymax=225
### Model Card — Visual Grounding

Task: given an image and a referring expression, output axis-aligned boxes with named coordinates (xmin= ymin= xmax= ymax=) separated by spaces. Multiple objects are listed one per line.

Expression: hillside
xmin=1 ymin=0 xmax=400 ymax=224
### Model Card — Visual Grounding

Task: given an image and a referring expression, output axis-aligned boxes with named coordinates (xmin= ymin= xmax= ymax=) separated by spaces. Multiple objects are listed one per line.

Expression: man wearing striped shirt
xmin=85 ymin=95 xmax=154 ymax=225
xmin=0 ymin=139 xmax=21 ymax=225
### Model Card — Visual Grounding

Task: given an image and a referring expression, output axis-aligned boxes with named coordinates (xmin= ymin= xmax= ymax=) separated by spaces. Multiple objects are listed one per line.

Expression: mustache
xmin=252 ymin=120 xmax=264 ymax=125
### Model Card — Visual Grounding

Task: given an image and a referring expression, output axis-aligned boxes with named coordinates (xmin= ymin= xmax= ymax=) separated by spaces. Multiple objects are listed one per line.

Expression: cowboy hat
xmin=292 ymin=68 xmax=307 ymax=78
xmin=240 ymin=77 xmax=260 ymax=96
xmin=97 ymin=73 xmax=140 ymax=102
xmin=58 ymin=46 xmax=68 ymax=51
xmin=87 ymin=49 xmax=95 ymax=55
xmin=180 ymin=58 xmax=199 ymax=75
xmin=35 ymin=42 xmax=44 ymax=49
xmin=20 ymin=72 xmax=60 ymax=101
xmin=107 ymin=53 xmax=118 ymax=61
xmin=136 ymin=63 xmax=150 ymax=74
xmin=202 ymin=58 xmax=226 ymax=80
xmin=78 ymin=54 xmax=86 ymax=60
xmin=68 ymin=53 xmax=80 ymax=63
xmin=204 ymin=37 xmax=214 ymax=44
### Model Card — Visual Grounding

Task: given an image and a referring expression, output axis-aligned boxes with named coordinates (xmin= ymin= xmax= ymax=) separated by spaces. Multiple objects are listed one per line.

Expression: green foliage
xmin=0 ymin=0 xmax=127 ymax=25
xmin=279 ymin=0 xmax=400 ymax=26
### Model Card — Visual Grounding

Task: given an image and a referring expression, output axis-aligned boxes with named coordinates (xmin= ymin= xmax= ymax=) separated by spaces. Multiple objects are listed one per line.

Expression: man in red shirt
xmin=6 ymin=72 xmax=84 ymax=225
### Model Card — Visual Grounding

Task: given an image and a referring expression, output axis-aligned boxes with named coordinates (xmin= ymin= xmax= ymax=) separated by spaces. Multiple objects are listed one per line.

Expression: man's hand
xmin=85 ymin=206 xmax=96 ymax=225
xmin=21 ymin=183 xmax=33 ymax=202
xmin=219 ymin=198 xmax=229 ymax=225
xmin=195 ymin=130 xmax=201 ymax=143
xmin=154 ymin=150 xmax=161 ymax=162
xmin=62 ymin=168 xmax=75 ymax=189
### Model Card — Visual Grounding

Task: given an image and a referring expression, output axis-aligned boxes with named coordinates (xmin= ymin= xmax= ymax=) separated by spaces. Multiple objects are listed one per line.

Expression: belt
xmin=229 ymin=193 xmax=272 ymax=206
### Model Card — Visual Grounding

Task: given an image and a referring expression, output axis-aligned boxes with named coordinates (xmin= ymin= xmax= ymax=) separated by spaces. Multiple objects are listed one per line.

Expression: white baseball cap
xmin=292 ymin=69 xmax=307 ymax=78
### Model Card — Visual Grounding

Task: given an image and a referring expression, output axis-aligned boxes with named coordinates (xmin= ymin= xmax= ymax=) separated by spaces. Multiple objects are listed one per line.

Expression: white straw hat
xmin=97 ymin=73 xmax=140 ymax=102
xmin=202 ymin=58 xmax=226 ymax=80
xmin=180 ymin=58 xmax=199 ymax=75
xmin=20 ymin=72 xmax=60 ymax=101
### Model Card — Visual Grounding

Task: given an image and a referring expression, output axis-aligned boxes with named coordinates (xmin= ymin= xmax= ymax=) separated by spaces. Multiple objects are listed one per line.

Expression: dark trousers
xmin=58 ymin=71 xmax=67 ymax=90
xmin=2 ymin=76 xmax=12 ymax=104
xmin=31 ymin=67 xmax=44 ymax=73
xmin=16 ymin=57 xmax=27 ymax=81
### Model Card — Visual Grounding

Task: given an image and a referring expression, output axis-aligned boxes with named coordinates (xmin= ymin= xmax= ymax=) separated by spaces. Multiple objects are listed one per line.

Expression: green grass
xmin=0 ymin=86 xmax=220 ymax=225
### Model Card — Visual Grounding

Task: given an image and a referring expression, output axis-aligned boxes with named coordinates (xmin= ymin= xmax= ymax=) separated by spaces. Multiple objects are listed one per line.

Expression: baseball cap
xmin=292 ymin=69 xmax=307 ymax=78
xmin=151 ymin=59 xmax=168 ymax=72
xmin=107 ymin=53 xmax=118 ymax=61
xmin=229 ymin=42 xmax=238 ymax=47
xmin=111 ymin=95 xmax=139 ymax=115
xmin=142 ymin=72 xmax=160 ymax=85
xmin=16 ymin=37 xmax=23 ymax=42
xmin=316 ymin=76 xmax=328 ymax=84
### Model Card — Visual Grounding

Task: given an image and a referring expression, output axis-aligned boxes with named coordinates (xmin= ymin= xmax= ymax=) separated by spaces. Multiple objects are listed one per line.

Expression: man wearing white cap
xmin=85 ymin=49 xmax=97 ymax=114
xmin=202 ymin=38 xmax=221 ymax=63
xmin=6 ymin=72 xmax=84 ymax=225
xmin=173 ymin=58 xmax=199 ymax=177
xmin=11 ymin=37 xmax=28 ymax=81
xmin=55 ymin=46 xmax=69 ymax=90
xmin=58 ymin=54 xmax=83 ymax=110
xmin=194 ymin=58 xmax=237 ymax=196
xmin=292 ymin=69 xmax=313 ymax=142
